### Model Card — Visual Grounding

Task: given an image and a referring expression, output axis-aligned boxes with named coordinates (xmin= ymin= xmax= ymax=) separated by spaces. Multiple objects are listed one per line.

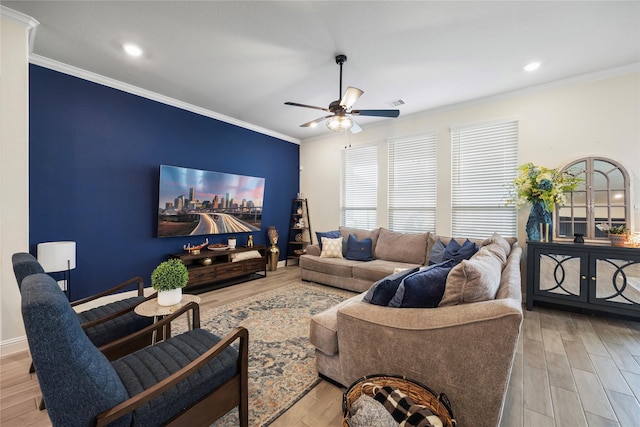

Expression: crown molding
xmin=28 ymin=54 xmax=300 ymax=145
xmin=1 ymin=6 xmax=39 ymax=53
xmin=403 ymin=62 xmax=640 ymax=122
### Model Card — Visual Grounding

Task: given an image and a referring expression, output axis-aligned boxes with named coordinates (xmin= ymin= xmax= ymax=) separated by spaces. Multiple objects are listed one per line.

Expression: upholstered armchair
xmin=12 ymin=252 xmax=155 ymax=362
xmin=21 ymin=273 xmax=248 ymax=427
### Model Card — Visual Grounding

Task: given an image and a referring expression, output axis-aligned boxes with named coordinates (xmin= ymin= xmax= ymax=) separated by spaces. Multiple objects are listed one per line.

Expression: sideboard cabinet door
xmin=590 ymin=251 xmax=640 ymax=314
xmin=527 ymin=244 xmax=588 ymax=310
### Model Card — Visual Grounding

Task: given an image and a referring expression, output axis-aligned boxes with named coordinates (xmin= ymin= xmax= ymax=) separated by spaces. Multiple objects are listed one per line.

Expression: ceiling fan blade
xmin=340 ymin=87 xmax=363 ymax=109
xmin=285 ymin=102 xmax=330 ymax=112
xmin=351 ymin=109 xmax=400 ymax=118
xmin=300 ymin=115 xmax=333 ymax=128
xmin=349 ymin=119 xmax=363 ymax=134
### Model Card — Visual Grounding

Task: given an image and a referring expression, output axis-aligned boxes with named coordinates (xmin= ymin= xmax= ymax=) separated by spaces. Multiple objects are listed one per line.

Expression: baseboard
xmin=1 ymin=335 xmax=29 ymax=356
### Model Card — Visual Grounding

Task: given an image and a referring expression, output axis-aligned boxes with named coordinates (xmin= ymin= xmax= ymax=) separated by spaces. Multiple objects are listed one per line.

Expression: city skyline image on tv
xmin=157 ymin=164 xmax=265 ymax=238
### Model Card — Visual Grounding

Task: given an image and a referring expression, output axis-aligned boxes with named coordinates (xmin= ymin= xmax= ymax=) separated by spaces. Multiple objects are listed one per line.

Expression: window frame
xmin=556 ymin=157 xmax=631 ymax=241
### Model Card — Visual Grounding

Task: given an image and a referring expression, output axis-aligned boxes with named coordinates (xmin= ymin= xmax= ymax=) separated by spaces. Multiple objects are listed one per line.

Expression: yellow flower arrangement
xmin=507 ymin=163 xmax=581 ymax=212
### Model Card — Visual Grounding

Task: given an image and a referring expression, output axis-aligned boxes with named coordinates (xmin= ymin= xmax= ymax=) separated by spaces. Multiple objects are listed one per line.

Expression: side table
xmin=135 ymin=294 xmax=201 ymax=343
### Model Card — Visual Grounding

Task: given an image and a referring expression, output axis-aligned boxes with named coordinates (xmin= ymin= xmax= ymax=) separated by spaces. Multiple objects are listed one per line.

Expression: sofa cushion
xmin=439 ymin=247 xmax=503 ymax=306
xmin=316 ymin=230 xmax=341 ymax=249
xmin=310 ymin=295 xmax=363 ymax=355
xmin=363 ymin=267 xmax=420 ymax=306
xmin=346 ymin=234 xmax=374 ymax=261
xmin=299 ymin=255 xmax=360 ymax=278
xmin=389 ymin=260 xmax=456 ymax=308
xmin=481 ymin=242 xmax=508 ymax=266
xmin=352 ymin=259 xmax=421 ymax=283
xmin=321 ymin=237 xmax=344 ymax=258
xmin=482 ymin=232 xmax=512 ymax=257
xmin=374 ymin=228 xmax=429 ymax=265
xmin=443 ymin=238 xmax=478 ymax=263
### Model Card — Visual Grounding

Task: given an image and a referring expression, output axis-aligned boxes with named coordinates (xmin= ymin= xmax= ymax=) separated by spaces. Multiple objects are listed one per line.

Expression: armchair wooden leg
xmin=29 ymin=361 xmax=35 ymax=373
xmin=38 ymin=396 xmax=46 ymax=410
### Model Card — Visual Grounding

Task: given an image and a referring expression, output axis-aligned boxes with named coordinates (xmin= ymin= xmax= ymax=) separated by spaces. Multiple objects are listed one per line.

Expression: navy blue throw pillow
xmin=363 ymin=267 xmax=420 ymax=306
xmin=388 ymin=260 xmax=456 ymax=308
xmin=316 ymin=230 xmax=340 ymax=249
xmin=443 ymin=238 xmax=478 ymax=263
xmin=345 ymin=234 xmax=374 ymax=261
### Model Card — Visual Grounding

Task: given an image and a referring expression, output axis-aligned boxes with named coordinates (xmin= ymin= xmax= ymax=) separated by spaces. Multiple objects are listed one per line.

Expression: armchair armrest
xmin=96 ymin=326 xmax=249 ymax=426
xmin=72 ymin=276 xmax=146 ymax=307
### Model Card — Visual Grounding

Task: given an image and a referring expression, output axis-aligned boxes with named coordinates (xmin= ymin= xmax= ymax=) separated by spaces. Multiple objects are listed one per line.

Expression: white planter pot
xmin=157 ymin=288 xmax=182 ymax=306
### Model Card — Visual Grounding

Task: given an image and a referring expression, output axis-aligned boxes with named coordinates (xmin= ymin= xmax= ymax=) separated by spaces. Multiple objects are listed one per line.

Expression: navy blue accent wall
xmin=29 ymin=65 xmax=299 ymax=299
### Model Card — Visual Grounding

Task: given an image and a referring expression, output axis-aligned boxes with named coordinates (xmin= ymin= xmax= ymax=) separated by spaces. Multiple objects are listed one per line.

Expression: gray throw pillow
xmin=428 ymin=239 xmax=446 ymax=265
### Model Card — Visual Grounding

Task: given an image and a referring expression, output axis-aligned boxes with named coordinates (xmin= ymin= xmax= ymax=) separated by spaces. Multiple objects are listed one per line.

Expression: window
xmin=451 ymin=120 xmax=518 ymax=238
xmin=556 ymin=157 xmax=630 ymax=240
xmin=340 ymin=144 xmax=377 ymax=228
xmin=388 ymin=134 xmax=437 ymax=233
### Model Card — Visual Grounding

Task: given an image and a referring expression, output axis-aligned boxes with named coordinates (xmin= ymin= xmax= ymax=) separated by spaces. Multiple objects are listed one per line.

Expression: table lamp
xmin=38 ymin=241 xmax=76 ymax=300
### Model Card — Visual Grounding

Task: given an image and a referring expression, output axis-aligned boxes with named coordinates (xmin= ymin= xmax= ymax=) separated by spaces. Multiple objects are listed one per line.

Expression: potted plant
xmin=151 ymin=258 xmax=189 ymax=306
xmin=608 ymin=224 xmax=629 ymax=247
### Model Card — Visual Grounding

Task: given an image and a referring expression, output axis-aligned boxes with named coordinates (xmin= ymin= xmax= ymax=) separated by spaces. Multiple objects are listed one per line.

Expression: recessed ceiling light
xmin=524 ymin=61 xmax=541 ymax=72
xmin=123 ymin=43 xmax=143 ymax=57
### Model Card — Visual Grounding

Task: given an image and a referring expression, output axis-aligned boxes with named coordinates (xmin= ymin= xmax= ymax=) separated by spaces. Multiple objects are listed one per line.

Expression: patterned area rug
xmin=173 ymin=281 xmax=355 ymax=426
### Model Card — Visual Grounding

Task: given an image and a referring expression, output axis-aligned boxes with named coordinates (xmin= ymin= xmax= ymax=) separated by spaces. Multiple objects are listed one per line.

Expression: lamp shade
xmin=37 ymin=241 xmax=76 ymax=273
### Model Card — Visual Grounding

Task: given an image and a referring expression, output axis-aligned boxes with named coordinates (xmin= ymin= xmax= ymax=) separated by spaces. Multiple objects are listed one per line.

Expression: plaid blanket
xmin=372 ymin=385 xmax=442 ymax=427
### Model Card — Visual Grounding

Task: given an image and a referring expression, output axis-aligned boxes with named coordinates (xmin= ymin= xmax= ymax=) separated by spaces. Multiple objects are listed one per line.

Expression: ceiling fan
xmin=285 ymin=55 xmax=400 ymax=133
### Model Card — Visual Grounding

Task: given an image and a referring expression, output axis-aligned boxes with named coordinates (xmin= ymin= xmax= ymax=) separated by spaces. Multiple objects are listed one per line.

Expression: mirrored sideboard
xmin=526 ymin=241 xmax=640 ymax=320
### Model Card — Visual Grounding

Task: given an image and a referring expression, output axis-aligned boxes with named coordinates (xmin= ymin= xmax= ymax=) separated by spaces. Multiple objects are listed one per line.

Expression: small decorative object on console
xmin=208 ymin=243 xmax=229 ymax=251
xmin=598 ymin=223 xmax=629 ymax=247
xmin=227 ymin=237 xmax=237 ymax=249
xmin=183 ymin=238 xmax=209 ymax=255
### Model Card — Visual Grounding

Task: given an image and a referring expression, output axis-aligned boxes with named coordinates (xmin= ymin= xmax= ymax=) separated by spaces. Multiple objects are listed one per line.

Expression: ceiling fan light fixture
xmin=326 ymin=115 xmax=353 ymax=132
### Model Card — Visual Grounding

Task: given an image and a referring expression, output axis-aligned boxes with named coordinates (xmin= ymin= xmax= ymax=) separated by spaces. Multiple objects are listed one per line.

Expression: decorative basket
xmin=342 ymin=374 xmax=457 ymax=427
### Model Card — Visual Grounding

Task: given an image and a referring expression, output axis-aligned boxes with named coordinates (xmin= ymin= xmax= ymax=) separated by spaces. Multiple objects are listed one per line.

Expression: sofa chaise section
xmin=310 ymin=242 xmax=523 ymax=427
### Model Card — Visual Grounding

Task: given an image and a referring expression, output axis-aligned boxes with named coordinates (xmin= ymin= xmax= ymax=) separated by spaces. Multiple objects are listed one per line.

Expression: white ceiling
xmin=4 ymin=1 xmax=640 ymax=142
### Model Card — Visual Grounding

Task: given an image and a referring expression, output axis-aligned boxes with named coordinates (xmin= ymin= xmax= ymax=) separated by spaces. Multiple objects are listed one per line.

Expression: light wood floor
xmin=2 ymin=266 xmax=639 ymax=426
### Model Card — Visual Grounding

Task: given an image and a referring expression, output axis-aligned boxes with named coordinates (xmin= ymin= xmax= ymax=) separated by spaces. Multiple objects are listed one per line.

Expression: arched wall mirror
xmin=556 ymin=157 xmax=630 ymax=241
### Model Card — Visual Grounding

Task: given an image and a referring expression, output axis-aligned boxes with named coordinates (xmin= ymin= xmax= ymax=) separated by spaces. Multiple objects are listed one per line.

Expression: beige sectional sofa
xmin=301 ymin=227 xmax=435 ymax=293
xmin=303 ymin=227 xmax=523 ymax=427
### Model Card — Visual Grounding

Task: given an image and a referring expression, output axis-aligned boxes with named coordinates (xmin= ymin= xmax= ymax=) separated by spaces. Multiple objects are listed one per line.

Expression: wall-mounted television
xmin=157 ymin=164 xmax=265 ymax=238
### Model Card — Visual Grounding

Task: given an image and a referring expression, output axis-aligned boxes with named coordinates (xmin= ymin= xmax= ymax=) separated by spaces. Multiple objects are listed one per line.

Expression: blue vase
xmin=526 ymin=201 xmax=552 ymax=241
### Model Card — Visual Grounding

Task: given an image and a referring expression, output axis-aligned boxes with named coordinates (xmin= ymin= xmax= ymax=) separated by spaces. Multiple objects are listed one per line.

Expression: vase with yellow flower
xmin=508 ymin=163 xmax=581 ymax=242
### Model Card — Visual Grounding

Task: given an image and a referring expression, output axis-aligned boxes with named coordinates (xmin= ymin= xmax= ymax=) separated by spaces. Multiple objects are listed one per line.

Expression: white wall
xmin=300 ymin=70 xmax=640 ymax=247
xmin=1 ymin=14 xmax=31 ymax=354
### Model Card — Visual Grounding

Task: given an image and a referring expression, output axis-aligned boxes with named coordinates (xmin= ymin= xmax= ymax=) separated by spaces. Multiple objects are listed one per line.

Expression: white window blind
xmin=451 ymin=120 xmax=518 ymax=239
xmin=340 ymin=145 xmax=377 ymax=228
xmin=388 ymin=134 xmax=437 ymax=233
